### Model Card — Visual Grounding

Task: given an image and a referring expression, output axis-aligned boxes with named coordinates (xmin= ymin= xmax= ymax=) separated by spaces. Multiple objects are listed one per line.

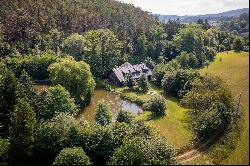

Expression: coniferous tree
xmin=95 ymin=101 xmax=112 ymax=126
xmin=9 ymin=98 xmax=36 ymax=163
xmin=0 ymin=62 xmax=19 ymax=136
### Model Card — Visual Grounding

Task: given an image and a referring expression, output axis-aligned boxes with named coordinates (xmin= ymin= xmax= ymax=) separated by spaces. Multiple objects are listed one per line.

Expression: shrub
xmin=53 ymin=147 xmax=92 ymax=165
xmin=143 ymin=95 xmax=167 ymax=116
xmin=116 ymin=110 xmax=134 ymax=124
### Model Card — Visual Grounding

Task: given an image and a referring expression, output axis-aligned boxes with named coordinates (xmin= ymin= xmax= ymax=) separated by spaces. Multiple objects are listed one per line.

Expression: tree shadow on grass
xmin=142 ymin=111 xmax=167 ymax=121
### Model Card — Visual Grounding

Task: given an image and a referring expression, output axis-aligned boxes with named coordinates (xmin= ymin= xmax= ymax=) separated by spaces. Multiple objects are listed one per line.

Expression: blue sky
xmin=116 ymin=0 xmax=249 ymax=15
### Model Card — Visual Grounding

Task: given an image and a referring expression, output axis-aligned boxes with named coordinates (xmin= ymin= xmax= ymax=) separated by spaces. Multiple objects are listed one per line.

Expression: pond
xmin=77 ymin=89 xmax=143 ymax=122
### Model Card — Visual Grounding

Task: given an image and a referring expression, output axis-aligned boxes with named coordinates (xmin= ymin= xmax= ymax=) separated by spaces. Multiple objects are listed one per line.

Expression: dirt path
xmin=176 ymin=120 xmax=230 ymax=164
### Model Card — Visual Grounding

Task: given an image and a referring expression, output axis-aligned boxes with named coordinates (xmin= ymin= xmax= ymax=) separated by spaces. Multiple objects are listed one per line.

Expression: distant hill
xmin=156 ymin=8 xmax=249 ymax=23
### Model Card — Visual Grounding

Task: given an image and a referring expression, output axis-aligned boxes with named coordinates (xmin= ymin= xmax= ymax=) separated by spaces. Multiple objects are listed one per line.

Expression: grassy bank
xmin=186 ymin=51 xmax=249 ymax=165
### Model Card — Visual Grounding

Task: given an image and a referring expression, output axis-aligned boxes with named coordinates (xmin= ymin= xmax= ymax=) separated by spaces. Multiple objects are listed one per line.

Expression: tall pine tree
xmin=9 ymin=98 xmax=36 ymax=163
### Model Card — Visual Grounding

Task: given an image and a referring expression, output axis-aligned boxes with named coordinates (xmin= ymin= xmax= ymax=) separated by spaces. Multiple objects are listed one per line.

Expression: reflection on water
xmin=78 ymin=89 xmax=143 ymax=122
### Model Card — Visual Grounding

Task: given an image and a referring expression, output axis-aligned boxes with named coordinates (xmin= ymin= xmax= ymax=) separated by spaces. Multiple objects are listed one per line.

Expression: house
xmin=108 ymin=62 xmax=152 ymax=86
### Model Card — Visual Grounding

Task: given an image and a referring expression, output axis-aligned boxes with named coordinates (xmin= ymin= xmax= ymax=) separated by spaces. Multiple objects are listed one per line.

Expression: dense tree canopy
xmin=0 ymin=0 xmax=157 ymax=56
xmin=152 ymin=60 xmax=181 ymax=86
xmin=83 ymin=29 xmax=125 ymax=78
xmin=181 ymin=75 xmax=235 ymax=138
xmin=0 ymin=62 xmax=19 ymax=136
xmin=45 ymin=85 xmax=79 ymax=120
xmin=48 ymin=57 xmax=95 ymax=106
xmin=61 ymin=33 xmax=85 ymax=61
xmin=162 ymin=69 xmax=200 ymax=97
xmin=173 ymin=25 xmax=206 ymax=55
xmin=233 ymin=37 xmax=245 ymax=52
xmin=109 ymin=136 xmax=176 ymax=165
xmin=4 ymin=51 xmax=58 ymax=81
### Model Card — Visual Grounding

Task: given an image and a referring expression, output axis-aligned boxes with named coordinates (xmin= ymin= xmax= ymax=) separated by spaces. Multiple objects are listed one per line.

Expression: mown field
xmin=186 ymin=51 xmax=249 ymax=165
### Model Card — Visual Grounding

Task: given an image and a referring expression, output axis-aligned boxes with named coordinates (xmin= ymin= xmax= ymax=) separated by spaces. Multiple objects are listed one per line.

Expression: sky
xmin=116 ymin=0 xmax=249 ymax=16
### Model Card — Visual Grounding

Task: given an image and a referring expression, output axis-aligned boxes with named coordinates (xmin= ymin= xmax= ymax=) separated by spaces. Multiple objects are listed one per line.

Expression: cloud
xmin=116 ymin=0 xmax=249 ymax=15
xmin=218 ymin=0 xmax=249 ymax=6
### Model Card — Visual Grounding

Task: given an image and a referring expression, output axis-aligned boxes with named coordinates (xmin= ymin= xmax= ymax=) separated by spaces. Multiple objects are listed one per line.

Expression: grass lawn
xmin=188 ymin=51 xmax=249 ymax=165
xmin=114 ymin=83 xmax=193 ymax=149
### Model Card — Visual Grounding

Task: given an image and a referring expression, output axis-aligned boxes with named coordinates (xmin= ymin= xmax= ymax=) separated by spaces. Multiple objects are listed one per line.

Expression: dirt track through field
xmin=176 ymin=120 xmax=230 ymax=164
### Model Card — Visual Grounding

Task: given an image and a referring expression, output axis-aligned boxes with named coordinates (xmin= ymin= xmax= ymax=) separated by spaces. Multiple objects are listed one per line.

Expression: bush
xmin=53 ymin=147 xmax=92 ymax=165
xmin=116 ymin=110 xmax=134 ymax=124
xmin=143 ymin=95 xmax=167 ymax=116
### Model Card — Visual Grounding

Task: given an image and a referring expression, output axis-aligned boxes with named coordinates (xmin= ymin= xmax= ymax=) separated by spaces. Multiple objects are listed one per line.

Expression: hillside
xmin=157 ymin=8 xmax=249 ymax=23
xmin=0 ymin=0 xmax=158 ymax=55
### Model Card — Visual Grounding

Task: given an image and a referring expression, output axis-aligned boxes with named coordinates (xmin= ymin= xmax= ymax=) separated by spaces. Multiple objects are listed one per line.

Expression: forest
xmin=0 ymin=0 xmax=249 ymax=165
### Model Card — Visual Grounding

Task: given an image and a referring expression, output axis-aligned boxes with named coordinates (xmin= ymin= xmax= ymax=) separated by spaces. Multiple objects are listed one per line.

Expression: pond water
xmin=77 ymin=89 xmax=143 ymax=122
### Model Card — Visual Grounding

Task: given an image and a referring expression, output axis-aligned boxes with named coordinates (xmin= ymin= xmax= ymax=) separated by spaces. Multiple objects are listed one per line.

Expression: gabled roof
xmin=111 ymin=62 xmax=152 ymax=83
